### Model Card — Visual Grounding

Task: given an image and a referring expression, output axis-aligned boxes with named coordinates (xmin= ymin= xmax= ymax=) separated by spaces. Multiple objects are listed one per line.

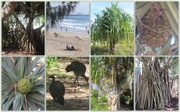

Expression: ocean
xmin=49 ymin=15 xmax=89 ymax=35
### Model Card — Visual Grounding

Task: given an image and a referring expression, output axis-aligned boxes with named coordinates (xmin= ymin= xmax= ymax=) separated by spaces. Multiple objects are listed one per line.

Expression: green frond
xmin=2 ymin=57 xmax=45 ymax=110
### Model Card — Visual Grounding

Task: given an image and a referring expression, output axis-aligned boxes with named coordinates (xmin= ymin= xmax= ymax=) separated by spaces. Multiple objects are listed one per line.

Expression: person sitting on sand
xmin=54 ymin=32 xmax=59 ymax=37
xmin=66 ymin=45 xmax=71 ymax=50
xmin=66 ymin=45 xmax=76 ymax=51
xmin=71 ymin=46 xmax=75 ymax=50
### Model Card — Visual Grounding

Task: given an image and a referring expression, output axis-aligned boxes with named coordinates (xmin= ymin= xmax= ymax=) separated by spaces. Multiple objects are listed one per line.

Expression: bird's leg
xmin=81 ymin=74 xmax=89 ymax=85
xmin=76 ymin=76 xmax=80 ymax=85
xmin=74 ymin=75 xmax=78 ymax=85
xmin=56 ymin=103 xmax=61 ymax=109
xmin=73 ymin=79 xmax=76 ymax=84
xmin=53 ymin=98 xmax=56 ymax=106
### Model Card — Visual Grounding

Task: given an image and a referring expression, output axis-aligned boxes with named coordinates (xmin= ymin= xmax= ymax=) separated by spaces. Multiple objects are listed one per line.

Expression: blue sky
xmin=50 ymin=2 xmax=89 ymax=15
xmin=91 ymin=2 xmax=134 ymax=22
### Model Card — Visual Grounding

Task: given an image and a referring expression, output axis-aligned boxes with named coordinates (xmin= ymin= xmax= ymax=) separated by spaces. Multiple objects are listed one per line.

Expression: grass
xmin=46 ymin=99 xmax=54 ymax=105
xmin=46 ymin=60 xmax=75 ymax=91
xmin=91 ymin=40 xmax=134 ymax=55
xmin=115 ymin=42 xmax=134 ymax=55
xmin=46 ymin=62 xmax=75 ymax=78
xmin=91 ymin=44 xmax=109 ymax=55
xmin=91 ymin=97 xmax=108 ymax=110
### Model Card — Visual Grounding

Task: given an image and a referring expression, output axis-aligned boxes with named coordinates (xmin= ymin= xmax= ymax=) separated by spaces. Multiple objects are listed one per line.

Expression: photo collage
xmin=1 ymin=1 xmax=179 ymax=111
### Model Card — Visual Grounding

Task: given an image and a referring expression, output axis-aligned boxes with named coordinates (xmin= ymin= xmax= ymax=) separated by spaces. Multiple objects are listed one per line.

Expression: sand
xmin=46 ymin=30 xmax=90 ymax=56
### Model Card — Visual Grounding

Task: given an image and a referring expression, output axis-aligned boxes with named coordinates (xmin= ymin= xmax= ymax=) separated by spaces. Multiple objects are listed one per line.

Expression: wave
xmin=50 ymin=15 xmax=90 ymax=34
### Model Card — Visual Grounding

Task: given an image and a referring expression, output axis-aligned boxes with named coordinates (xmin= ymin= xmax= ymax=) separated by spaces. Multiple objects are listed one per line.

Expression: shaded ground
xmin=1 ymin=50 xmax=43 ymax=55
xmin=120 ymin=104 xmax=133 ymax=110
xmin=46 ymin=59 xmax=89 ymax=110
xmin=136 ymin=97 xmax=179 ymax=110
xmin=165 ymin=97 xmax=179 ymax=110
xmin=46 ymin=77 xmax=89 ymax=110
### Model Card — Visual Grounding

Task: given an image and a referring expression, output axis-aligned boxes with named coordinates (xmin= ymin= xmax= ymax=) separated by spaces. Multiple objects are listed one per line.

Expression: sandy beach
xmin=46 ymin=30 xmax=90 ymax=56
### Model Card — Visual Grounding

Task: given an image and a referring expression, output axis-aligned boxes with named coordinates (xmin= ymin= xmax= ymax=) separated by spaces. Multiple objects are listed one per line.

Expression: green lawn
xmin=91 ymin=40 xmax=134 ymax=55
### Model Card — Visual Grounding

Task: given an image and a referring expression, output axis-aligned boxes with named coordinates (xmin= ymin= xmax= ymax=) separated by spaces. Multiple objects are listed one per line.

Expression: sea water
xmin=48 ymin=15 xmax=89 ymax=35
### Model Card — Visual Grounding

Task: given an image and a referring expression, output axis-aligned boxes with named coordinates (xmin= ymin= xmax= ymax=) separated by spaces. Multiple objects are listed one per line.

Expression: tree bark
xmin=107 ymin=94 xmax=121 ymax=110
xmin=2 ymin=2 xmax=17 ymax=21
xmin=109 ymin=39 xmax=115 ymax=54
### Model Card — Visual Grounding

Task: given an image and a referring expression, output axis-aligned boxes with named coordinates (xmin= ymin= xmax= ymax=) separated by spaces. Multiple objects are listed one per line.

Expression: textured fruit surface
xmin=137 ymin=2 xmax=171 ymax=47
xmin=17 ymin=79 xmax=32 ymax=94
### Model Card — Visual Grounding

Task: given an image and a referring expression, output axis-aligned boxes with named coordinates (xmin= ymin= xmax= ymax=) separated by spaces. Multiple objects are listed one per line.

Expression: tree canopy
xmin=135 ymin=57 xmax=178 ymax=110
xmin=91 ymin=57 xmax=134 ymax=110
xmin=46 ymin=1 xmax=79 ymax=27
xmin=91 ymin=3 xmax=134 ymax=55
xmin=2 ymin=2 xmax=45 ymax=54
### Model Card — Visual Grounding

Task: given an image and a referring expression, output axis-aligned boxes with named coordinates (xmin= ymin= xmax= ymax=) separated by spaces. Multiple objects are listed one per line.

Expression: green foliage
xmin=2 ymin=57 xmax=45 ymax=110
xmin=91 ymin=89 xmax=99 ymax=97
xmin=123 ymin=88 xmax=132 ymax=96
xmin=91 ymin=97 xmax=98 ymax=110
xmin=2 ymin=2 xmax=45 ymax=54
xmin=91 ymin=57 xmax=133 ymax=87
xmin=120 ymin=88 xmax=132 ymax=105
xmin=91 ymin=2 xmax=134 ymax=55
xmin=91 ymin=37 xmax=134 ymax=55
xmin=91 ymin=57 xmax=134 ymax=110
xmin=91 ymin=44 xmax=109 ymax=55
xmin=91 ymin=96 xmax=108 ymax=110
xmin=40 ymin=15 xmax=45 ymax=23
xmin=5 ymin=16 xmax=15 ymax=26
xmin=115 ymin=41 xmax=134 ymax=55
xmin=100 ymin=95 xmax=107 ymax=103
xmin=120 ymin=94 xmax=126 ymax=104
xmin=46 ymin=57 xmax=60 ymax=68
xmin=46 ymin=2 xmax=79 ymax=27
xmin=91 ymin=88 xmax=108 ymax=110
xmin=46 ymin=58 xmax=76 ymax=79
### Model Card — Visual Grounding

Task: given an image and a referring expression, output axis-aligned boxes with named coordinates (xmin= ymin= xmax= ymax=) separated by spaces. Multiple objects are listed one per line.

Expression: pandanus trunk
xmin=2 ymin=2 xmax=17 ymax=21
xmin=26 ymin=16 xmax=36 ymax=52
xmin=107 ymin=94 xmax=121 ymax=110
xmin=109 ymin=39 xmax=115 ymax=54
xmin=107 ymin=63 xmax=121 ymax=110
xmin=136 ymin=57 xmax=171 ymax=110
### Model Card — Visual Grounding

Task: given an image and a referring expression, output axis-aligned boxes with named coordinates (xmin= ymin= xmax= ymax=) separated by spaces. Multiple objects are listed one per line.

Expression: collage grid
xmin=0 ymin=0 xmax=179 ymax=111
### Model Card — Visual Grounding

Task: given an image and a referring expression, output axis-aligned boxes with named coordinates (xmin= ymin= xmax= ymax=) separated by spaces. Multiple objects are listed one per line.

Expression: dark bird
xmin=65 ymin=61 xmax=88 ymax=85
xmin=48 ymin=75 xmax=65 ymax=106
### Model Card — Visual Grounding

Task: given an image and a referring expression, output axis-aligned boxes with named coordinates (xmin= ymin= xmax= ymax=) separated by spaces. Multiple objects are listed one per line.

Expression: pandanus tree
xmin=91 ymin=57 xmax=134 ymax=110
xmin=46 ymin=1 xmax=79 ymax=28
xmin=2 ymin=2 xmax=17 ymax=21
xmin=135 ymin=57 xmax=178 ymax=110
xmin=91 ymin=3 xmax=133 ymax=55
xmin=135 ymin=2 xmax=178 ymax=55
xmin=2 ymin=2 xmax=45 ymax=54
xmin=2 ymin=57 xmax=45 ymax=110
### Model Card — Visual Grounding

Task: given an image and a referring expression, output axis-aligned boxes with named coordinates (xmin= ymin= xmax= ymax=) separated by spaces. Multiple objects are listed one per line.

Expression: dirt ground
xmin=46 ymin=59 xmax=90 ymax=110
xmin=165 ymin=97 xmax=179 ymax=110
xmin=46 ymin=77 xmax=89 ymax=110
xmin=1 ymin=50 xmax=42 ymax=55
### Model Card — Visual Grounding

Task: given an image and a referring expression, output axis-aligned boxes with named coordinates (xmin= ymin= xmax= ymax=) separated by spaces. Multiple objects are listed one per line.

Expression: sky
xmin=50 ymin=2 xmax=89 ymax=15
xmin=91 ymin=2 xmax=134 ymax=22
